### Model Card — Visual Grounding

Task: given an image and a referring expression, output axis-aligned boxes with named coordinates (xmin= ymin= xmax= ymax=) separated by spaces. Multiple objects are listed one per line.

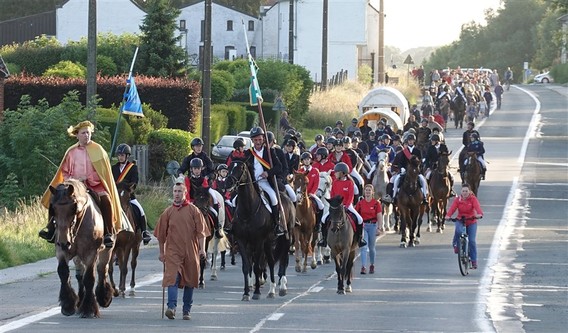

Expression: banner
xmin=121 ymin=77 xmax=144 ymax=117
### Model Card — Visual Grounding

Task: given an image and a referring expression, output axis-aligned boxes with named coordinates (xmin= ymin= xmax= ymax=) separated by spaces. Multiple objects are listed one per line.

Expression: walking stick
xmin=161 ymin=262 xmax=165 ymax=319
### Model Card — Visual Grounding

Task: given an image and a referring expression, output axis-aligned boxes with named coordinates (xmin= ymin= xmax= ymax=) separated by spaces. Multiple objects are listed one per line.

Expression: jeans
xmin=360 ymin=222 xmax=378 ymax=267
xmin=167 ymin=272 xmax=194 ymax=313
xmin=452 ymin=222 xmax=477 ymax=262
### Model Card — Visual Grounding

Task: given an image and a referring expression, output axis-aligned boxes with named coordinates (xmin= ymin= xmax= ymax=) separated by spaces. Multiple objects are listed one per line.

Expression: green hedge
xmin=245 ymin=110 xmax=258 ymax=130
xmin=209 ymin=111 xmax=228 ymax=144
xmin=211 ymin=103 xmax=246 ymax=135
xmin=147 ymin=128 xmax=192 ymax=181
xmin=95 ymin=108 xmax=135 ymax=146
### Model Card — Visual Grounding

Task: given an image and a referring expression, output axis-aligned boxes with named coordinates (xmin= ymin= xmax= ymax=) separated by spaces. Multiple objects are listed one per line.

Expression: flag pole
xmin=110 ymin=46 xmax=139 ymax=157
xmin=242 ymin=21 xmax=288 ymax=237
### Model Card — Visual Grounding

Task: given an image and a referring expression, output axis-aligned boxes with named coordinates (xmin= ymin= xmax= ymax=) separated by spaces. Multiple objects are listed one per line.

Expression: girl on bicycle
xmin=445 ymin=184 xmax=483 ymax=269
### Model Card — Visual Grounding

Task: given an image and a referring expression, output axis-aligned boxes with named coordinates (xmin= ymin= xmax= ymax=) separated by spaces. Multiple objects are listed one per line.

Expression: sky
xmin=377 ymin=0 xmax=503 ymax=51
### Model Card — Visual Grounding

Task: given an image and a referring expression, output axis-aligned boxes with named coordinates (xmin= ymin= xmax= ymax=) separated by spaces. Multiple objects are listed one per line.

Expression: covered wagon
xmin=357 ymin=87 xmax=409 ymax=133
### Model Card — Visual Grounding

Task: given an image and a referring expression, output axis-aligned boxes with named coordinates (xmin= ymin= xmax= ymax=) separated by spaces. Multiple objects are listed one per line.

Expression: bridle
xmin=329 ymin=203 xmax=346 ymax=232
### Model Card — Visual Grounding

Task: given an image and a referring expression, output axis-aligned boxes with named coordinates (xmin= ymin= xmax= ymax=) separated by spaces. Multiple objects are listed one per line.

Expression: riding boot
xmin=317 ymin=221 xmax=328 ymax=247
xmin=220 ymin=250 xmax=226 ymax=269
xmin=449 ymin=174 xmax=456 ymax=197
xmin=271 ymin=205 xmax=284 ymax=237
xmin=38 ymin=212 xmax=56 ymax=243
xmin=99 ymin=195 xmax=115 ymax=248
xmin=138 ymin=215 xmax=152 ymax=245
xmin=315 ymin=209 xmax=323 ymax=232
xmin=356 ymin=223 xmax=367 ymax=248
xmin=481 ymin=168 xmax=486 ymax=180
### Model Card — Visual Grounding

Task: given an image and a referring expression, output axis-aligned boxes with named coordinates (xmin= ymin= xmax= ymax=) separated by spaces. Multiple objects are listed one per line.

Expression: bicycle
xmin=448 ymin=216 xmax=482 ymax=276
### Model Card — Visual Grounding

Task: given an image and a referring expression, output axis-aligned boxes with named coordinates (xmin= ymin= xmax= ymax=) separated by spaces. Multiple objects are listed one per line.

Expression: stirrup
xmin=104 ymin=234 xmax=115 ymax=248
xmin=39 ymin=228 xmax=56 ymax=243
xmin=142 ymin=230 xmax=152 ymax=245
xmin=358 ymin=239 xmax=367 ymax=248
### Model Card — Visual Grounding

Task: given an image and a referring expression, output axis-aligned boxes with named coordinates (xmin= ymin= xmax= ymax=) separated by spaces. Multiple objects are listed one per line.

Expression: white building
xmin=260 ymin=0 xmax=380 ymax=82
xmin=178 ymin=1 xmax=261 ymax=67
xmin=56 ymin=0 xmax=146 ymax=43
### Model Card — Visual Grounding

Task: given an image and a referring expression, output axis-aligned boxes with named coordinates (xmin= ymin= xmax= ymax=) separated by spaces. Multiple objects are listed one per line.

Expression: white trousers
xmin=464 ymin=156 xmax=487 ymax=169
xmin=258 ymin=179 xmax=278 ymax=206
xmin=392 ymin=173 xmax=428 ymax=199
xmin=285 ymin=183 xmax=297 ymax=202
xmin=309 ymin=193 xmax=324 ymax=210
xmin=321 ymin=203 xmax=363 ymax=224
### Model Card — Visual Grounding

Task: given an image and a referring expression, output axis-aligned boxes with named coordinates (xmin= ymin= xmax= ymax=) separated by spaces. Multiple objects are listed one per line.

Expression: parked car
xmin=237 ymin=131 xmax=250 ymax=137
xmin=211 ymin=135 xmax=252 ymax=164
xmin=534 ymin=71 xmax=554 ymax=83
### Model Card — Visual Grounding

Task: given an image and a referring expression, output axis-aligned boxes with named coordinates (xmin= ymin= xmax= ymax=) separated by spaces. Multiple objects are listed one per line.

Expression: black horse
xmin=450 ymin=95 xmax=467 ymax=129
xmin=225 ymin=161 xmax=295 ymax=301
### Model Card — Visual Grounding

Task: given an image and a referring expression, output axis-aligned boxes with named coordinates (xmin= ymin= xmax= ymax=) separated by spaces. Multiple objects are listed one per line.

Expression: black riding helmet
xmin=315 ymin=147 xmax=329 ymax=159
xmin=326 ymin=136 xmax=337 ymax=145
xmin=315 ymin=134 xmax=324 ymax=142
xmin=191 ymin=137 xmax=204 ymax=147
xmin=115 ymin=143 xmax=131 ymax=156
xmin=250 ymin=126 xmax=265 ymax=138
xmin=267 ymin=131 xmax=275 ymax=144
xmin=334 ymin=162 xmax=349 ymax=174
xmin=233 ymin=138 xmax=245 ymax=149
xmin=431 ymin=134 xmax=440 ymax=142
xmin=216 ymin=163 xmax=228 ymax=171
xmin=342 ymin=136 xmax=351 ymax=145
xmin=190 ymin=158 xmax=204 ymax=168
xmin=300 ymin=152 xmax=312 ymax=160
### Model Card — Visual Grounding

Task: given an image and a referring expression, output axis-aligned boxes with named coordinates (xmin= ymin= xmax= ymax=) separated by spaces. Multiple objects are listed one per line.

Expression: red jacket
xmin=330 ymin=177 xmax=355 ymax=207
xmin=330 ymin=151 xmax=353 ymax=172
xmin=445 ymin=194 xmax=483 ymax=226
xmin=313 ymin=159 xmax=335 ymax=174
xmin=299 ymin=166 xmax=320 ymax=195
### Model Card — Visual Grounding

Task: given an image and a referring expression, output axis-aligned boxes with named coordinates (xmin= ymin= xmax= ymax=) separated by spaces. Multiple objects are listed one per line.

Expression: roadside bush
xmin=96 ymin=107 xmax=135 ymax=146
xmin=550 ymin=63 xmax=568 ymax=84
xmin=127 ymin=104 xmax=169 ymax=144
xmin=358 ymin=64 xmax=372 ymax=85
xmin=147 ymin=128 xmax=192 ymax=181
xmin=212 ymin=103 xmax=246 ymax=135
xmin=43 ymin=60 xmax=86 ymax=79
xmin=0 ymin=35 xmax=63 ymax=75
xmin=96 ymin=55 xmax=118 ymax=76
xmin=209 ymin=111 xmax=229 ymax=144
xmin=245 ymin=110 xmax=258 ymax=129
xmin=211 ymin=70 xmax=235 ymax=104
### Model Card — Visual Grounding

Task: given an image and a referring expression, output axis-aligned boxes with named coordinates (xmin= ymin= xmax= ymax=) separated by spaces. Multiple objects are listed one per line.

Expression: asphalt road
xmin=0 ymin=84 xmax=566 ymax=333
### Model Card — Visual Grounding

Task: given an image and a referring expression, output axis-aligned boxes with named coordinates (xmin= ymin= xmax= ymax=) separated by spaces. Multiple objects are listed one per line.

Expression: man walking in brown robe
xmin=154 ymin=182 xmax=208 ymax=320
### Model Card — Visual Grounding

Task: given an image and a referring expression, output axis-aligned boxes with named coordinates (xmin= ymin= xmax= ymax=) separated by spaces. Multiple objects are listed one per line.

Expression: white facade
xmin=261 ymin=0 xmax=379 ymax=82
xmin=178 ymin=2 xmax=261 ymax=62
xmin=56 ymin=0 xmax=145 ymax=43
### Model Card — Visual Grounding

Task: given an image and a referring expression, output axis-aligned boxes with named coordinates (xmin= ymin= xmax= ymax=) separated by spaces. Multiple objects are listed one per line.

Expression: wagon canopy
xmin=357 ymin=87 xmax=409 ymax=132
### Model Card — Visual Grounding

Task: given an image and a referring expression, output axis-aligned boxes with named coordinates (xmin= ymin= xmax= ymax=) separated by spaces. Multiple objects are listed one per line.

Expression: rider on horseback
xmin=319 ymin=162 xmax=367 ymax=248
xmin=245 ymin=127 xmax=286 ymax=237
xmin=340 ymin=137 xmax=365 ymax=192
xmin=225 ymin=138 xmax=247 ymax=166
xmin=111 ymin=143 xmax=152 ymax=245
xmin=391 ymin=134 xmax=429 ymax=205
xmin=269 ymin=133 xmax=298 ymax=206
xmin=424 ymin=135 xmax=456 ymax=197
xmin=184 ymin=158 xmax=221 ymax=221
xmin=179 ymin=137 xmax=215 ymax=179
xmin=313 ymin=147 xmax=335 ymax=174
xmin=464 ymin=133 xmax=487 ymax=180
xmin=298 ymin=152 xmax=325 ymax=232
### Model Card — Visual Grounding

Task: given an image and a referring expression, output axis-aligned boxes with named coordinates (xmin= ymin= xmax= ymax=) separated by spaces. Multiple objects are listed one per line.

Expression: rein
xmin=329 ymin=204 xmax=346 ymax=232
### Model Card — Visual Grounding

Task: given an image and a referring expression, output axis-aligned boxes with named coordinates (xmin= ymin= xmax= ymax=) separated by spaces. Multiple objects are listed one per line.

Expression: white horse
xmin=371 ymin=151 xmax=393 ymax=232
xmin=315 ymin=171 xmax=332 ymax=264
xmin=205 ymin=189 xmax=227 ymax=282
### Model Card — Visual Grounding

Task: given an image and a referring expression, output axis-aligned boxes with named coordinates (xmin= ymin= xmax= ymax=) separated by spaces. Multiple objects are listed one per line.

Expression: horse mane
xmin=409 ymin=155 xmax=421 ymax=168
xmin=328 ymin=195 xmax=343 ymax=208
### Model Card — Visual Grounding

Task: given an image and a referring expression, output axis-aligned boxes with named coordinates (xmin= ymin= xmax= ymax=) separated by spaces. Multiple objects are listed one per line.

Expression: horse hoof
xmin=345 ymin=285 xmax=352 ymax=293
xmin=337 ymin=289 xmax=345 ymax=295
xmin=120 ymin=291 xmax=126 ymax=298
xmin=128 ymin=290 xmax=135 ymax=297
xmin=317 ymin=260 xmax=322 ymax=265
xmin=242 ymin=295 xmax=250 ymax=301
xmin=252 ymin=293 xmax=261 ymax=300
xmin=198 ymin=283 xmax=205 ymax=289
xmin=267 ymin=292 xmax=276 ymax=299
xmin=436 ymin=228 xmax=442 ymax=233
xmin=441 ymin=224 xmax=445 ymax=230
xmin=279 ymin=289 xmax=287 ymax=297
xmin=324 ymin=259 xmax=331 ymax=264
xmin=302 ymin=267 xmax=307 ymax=273
xmin=210 ymin=275 xmax=217 ymax=281
xmin=400 ymin=243 xmax=407 ymax=248
xmin=295 ymin=266 xmax=301 ymax=273
xmin=311 ymin=262 xmax=317 ymax=269
xmin=427 ymin=226 xmax=432 ymax=232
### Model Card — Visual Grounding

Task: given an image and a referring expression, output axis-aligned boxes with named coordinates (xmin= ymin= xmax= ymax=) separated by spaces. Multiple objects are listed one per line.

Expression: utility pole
xmin=378 ymin=0 xmax=385 ymax=84
xmin=288 ymin=0 xmax=294 ymax=64
xmin=202 ymin=0 xmax=212 ymax=154
xmin=321 ymin=0 xmax=328 ymax=91
xmin=86 ymin=0 xmax=97 ymax=118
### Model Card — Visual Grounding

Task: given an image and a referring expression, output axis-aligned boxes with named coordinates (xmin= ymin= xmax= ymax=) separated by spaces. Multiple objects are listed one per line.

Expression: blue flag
xmin=121 ymin=77 xmax=144 ymax=117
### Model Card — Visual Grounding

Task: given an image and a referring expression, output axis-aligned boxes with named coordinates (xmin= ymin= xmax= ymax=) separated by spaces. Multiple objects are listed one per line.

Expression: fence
xmin=312 ymin=69 xmax=349 ymax=92
xmin=132 ymin=145 xmax=149 ymax=185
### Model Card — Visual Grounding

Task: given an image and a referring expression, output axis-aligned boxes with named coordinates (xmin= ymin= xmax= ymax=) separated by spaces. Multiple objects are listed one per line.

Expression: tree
xmin=138 ymin=0 xmax=187 ymax=77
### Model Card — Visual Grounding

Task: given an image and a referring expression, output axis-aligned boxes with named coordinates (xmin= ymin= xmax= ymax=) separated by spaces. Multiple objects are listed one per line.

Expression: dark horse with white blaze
xmin=225 ymin=161 xmax=295 ymax=301
xmin=428 ymin=150 xmax=452 ymax=233
xmin=326 ymin=195 xmax=357 ymax=294
xmin=50 ymin=179 xmax=114 ymax=317
xmin=109 ymin=181 xmax=142 ymax=298
xmin=464 ymin=151 xmax=482 ymax=196
xmin=397 ymin=156 xmax=424 ymax=248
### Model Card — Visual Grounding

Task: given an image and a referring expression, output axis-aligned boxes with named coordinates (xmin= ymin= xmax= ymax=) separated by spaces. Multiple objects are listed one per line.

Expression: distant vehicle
xmin=211 ymin=135 xmax=252 ymax=164
xmin=237 ymin=131 xmax=251 ymax=137
xmin=533 ymin=71 xmax=554 ymax=83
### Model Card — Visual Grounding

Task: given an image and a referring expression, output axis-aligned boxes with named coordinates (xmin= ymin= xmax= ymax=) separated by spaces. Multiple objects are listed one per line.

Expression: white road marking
xmin=266 ymin=313 xmax=284 ymax=321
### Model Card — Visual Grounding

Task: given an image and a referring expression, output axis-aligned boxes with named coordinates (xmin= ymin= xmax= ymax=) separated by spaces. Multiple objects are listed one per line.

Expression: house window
xmin=249 ymin=46 xmax=256 ymax=58
xmin=225 ymin=46 xmax=236 ymax=60
xmin=200 ymin=20 xmax=205 ymax=42
xmin=179 ymin=19 xmax=186 ymax=31
xmin=227 ymin=20 xmax=233 ymax=31
xmin=248 ymin=20 xmax=254 ymax=31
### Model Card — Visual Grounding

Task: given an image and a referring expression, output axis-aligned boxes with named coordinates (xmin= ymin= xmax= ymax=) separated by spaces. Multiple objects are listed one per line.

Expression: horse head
xmin=377 ymin=151 xmax=389 ymax=172
xmin=326 ymin=195 xmax=346 ymax=232
xmin=292 ymin=171 xmax=309 ymax=201
xmin=116 ymin=181 xmax=136 ymax=212
xmin=50 ymin=179 xmax=88 ymax=250
xmin=437 ymin=151 xmax=451 ymax=174
xmin=317 ymin=172 xmax=332 ymax=200
xmin=192 ymin=183 xmax=212 ymax=214
xmin=226 ymin=160 xmax=249 ymax=192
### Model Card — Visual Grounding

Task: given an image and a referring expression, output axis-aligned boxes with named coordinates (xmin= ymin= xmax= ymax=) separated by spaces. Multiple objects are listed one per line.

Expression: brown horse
xmin=326 ymin=195 xmax=357 ymax=294
xmin=464 ymin=152 xmax=482 ymax=196
xmin=109 ymin=182 xmax=141 ymax=298
xmin=50 ymin=179 xmax=114 ymax=318
xmin=397 ymin=156 xmax=424 ymax=248
xmin=428 ymin=150 xmax=452 ymax=233
xmin=292 ymin=171 xmax=318 ymax=273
